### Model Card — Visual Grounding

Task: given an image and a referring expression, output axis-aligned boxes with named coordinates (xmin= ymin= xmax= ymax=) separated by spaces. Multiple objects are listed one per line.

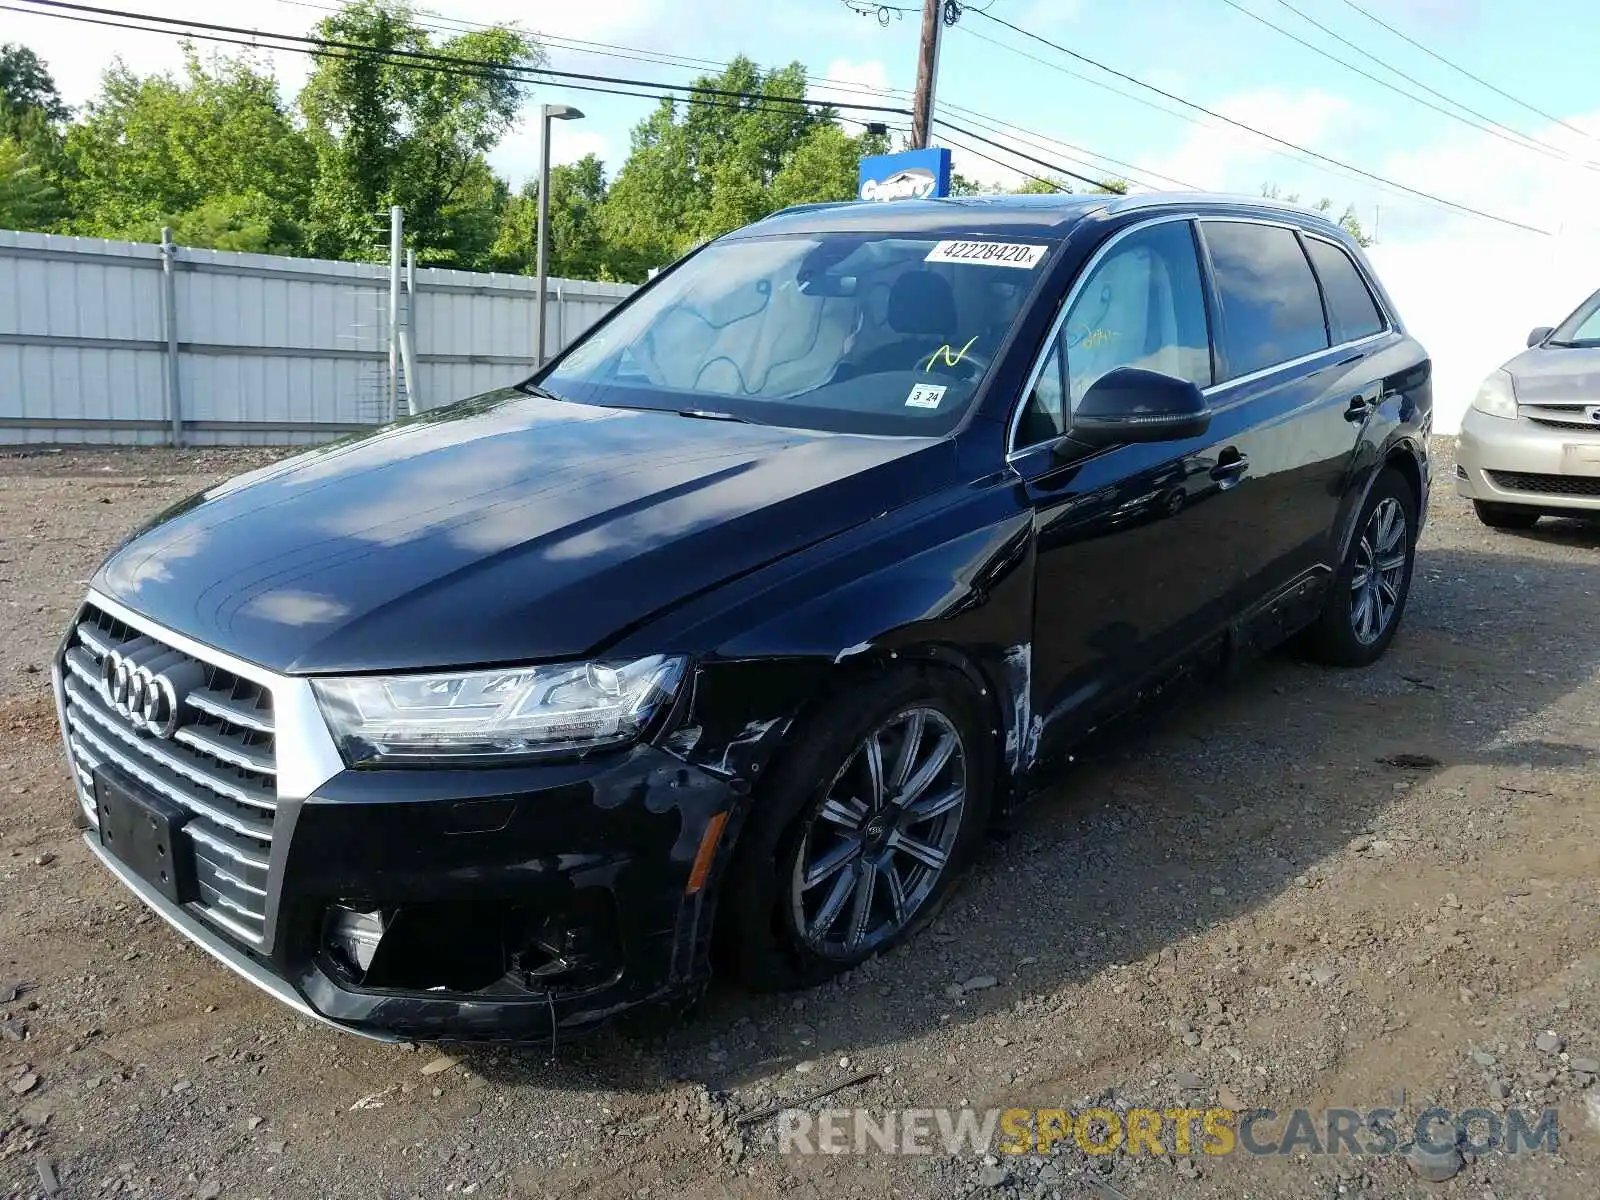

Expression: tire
xmin=715 ymin=667 xmax=994 ymax=991
xmin=1306 ymin=468 xmax=1418 ymax=668
xmin=1473 ymin=500 xmax=1539 ymax=530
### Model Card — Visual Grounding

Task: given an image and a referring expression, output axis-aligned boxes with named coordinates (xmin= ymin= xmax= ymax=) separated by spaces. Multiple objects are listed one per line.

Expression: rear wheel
xmin=1473 ymin=500 xmax=1539 ymax=530
xmin=1306 ymin=468 xmax=1417 ymax=667
xmin=717 ymin=668 xmax=992 ymax=991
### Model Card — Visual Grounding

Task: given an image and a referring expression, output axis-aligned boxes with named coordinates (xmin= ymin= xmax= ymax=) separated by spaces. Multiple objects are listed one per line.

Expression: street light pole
xmin=535 ymin=103 xmax=585 ymax=367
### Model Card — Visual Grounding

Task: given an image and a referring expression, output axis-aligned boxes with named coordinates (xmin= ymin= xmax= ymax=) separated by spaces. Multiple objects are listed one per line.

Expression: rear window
xmin=1202 ymin=221 xmax=1329 ymax=380
xmin=1304 ymin=238 xmax=1386 ymax=344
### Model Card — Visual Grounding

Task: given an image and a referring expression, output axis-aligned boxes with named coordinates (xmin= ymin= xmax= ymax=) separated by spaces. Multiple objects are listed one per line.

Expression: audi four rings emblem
xmin=100 ymin=650 xmax=183 ymax=738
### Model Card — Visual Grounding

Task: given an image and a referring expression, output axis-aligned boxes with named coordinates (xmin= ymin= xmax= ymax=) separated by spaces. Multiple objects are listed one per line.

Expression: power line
xmin=1220 ymin=0 xmax=1597 ymax=171
xmin=272 ymin=0 xmax=1187 ymax=195
xmin=942 ymin=108 xmax=1189 ymax=190
xmin=935 ymin=118 xmax=1122 ymax=190
xmin=12 ymin=0 xmax=1174 ymax=204
xmin=933 ymin=131 xmax=1068 ymax=192
xmin=1335 ymin=0 xmax=1592 ymax=141
xmin=958 ymin=21 xmax=1450 ymax=209
xmin=966 ymin=6 xmax=1550 ymax=235
xmin=0 ymin=2 xmax=903 ymax=131
xmin=12 ymin=0 xmax=913 ymax=116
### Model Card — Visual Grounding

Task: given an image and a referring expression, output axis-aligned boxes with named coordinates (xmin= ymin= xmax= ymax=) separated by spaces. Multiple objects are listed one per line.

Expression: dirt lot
xmin=2 ymin=439 xmax=1599 ymax=1200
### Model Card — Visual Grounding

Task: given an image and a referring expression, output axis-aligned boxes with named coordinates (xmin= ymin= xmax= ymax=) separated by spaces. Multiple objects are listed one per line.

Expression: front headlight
xmin=1471 ymin=369 xmax=1518 ymax=419
xmin=312 ymin=655 xmax=687 ymax=766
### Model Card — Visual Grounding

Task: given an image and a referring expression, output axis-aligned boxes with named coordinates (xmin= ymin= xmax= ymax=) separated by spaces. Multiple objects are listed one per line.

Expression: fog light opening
xmin=327 ymin=905 xmax=387 ymax=976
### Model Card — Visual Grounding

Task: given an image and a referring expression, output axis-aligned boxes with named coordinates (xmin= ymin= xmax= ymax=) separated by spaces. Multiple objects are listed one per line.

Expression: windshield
xmin=1548 ymin=288 xmax=1600 ymax=347
xmin=539 ymin=231 xmax=1056 ymax=434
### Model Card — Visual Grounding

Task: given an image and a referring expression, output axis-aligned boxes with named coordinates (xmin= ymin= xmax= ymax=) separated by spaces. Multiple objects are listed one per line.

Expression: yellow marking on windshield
xmin=925 ymin=335 xmax=980 ymax=372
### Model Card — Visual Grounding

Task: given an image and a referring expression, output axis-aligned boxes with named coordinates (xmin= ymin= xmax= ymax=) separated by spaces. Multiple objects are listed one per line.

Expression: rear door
xmin=1196 ymin=219 xmax=1376 ymax=611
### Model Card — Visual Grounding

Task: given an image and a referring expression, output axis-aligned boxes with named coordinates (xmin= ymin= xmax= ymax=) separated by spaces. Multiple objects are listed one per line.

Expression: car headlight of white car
xmin=1471 ymin=369 xmax=1518 ymax=419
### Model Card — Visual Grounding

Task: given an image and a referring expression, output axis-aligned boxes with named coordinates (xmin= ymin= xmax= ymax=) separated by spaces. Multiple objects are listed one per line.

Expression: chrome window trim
xmin=1005 ymin=212 xmax=1200 ymax=458
xmin=83 ymin=590 xmax=346 ymax=800
xmin=1005 ymin=213 xmax=1401 ymax=460
xmin=1201 ymin=327 xmax=1396 ymax=406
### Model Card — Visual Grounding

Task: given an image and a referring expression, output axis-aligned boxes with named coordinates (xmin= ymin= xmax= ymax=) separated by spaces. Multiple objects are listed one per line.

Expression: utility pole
xmin=911 ymin=0 xmax=943 ymax=149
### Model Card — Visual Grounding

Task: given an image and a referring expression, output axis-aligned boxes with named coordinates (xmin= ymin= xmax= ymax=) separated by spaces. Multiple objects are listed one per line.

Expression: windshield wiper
xmin=675 ymin=409 xmax=753 ymax=423
xmin=515 ymin=381 xmax=566 ymax=400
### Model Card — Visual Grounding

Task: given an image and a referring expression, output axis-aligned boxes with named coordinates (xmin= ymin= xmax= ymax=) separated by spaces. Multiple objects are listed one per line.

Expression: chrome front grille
xmin=60 ymin=604 xmax=277 ymax=946
xmin=1522 ymin=403 xmax=1600 ymax=431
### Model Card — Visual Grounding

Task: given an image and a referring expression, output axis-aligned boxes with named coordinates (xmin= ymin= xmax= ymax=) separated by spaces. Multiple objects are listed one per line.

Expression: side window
xmin=1062 ymin=221 xmax=1213 ymax=408
xmin=1304 ymin=237 xmax=1386 ymax=344
xmin=1202 ymin=221 xmax=1329 ymax=380
xmin=1016 ymin=339 xmax=1067 ymax=448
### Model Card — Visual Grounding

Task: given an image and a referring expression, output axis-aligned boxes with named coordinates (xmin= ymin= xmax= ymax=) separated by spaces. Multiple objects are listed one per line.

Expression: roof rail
xmin=761 ymin=200 xmax=860 ymax=220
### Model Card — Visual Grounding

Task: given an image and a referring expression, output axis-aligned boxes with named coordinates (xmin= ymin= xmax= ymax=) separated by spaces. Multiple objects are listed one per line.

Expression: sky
xmin=7 ymin=0 xmax=1600 ymax=247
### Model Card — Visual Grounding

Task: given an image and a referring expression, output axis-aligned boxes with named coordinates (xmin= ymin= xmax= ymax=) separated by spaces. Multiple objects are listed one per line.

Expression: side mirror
xmin=1071 ymin=366 xmax=1212 ymax=447
xmin=1528 ymin=326 xmax=1554 ymax=348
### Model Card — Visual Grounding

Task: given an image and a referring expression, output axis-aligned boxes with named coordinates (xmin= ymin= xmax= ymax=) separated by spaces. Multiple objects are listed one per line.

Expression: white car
xmin=1457 ymin=289 xmax=1600 ymax=528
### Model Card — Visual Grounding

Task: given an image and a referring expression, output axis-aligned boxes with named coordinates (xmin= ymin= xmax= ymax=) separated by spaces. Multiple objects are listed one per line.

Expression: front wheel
xmin=716 ymin=669 xmax=993 ymax=991
xmin=1473 ymin=500 xmax=1539 ymax=530
xmin=1305 ymin=468 xmax=1418 ymax=667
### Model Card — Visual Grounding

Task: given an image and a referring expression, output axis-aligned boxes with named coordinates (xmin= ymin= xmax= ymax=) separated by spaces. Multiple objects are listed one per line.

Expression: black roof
xmin=732 ymin=191 xmax=1351 ymax=242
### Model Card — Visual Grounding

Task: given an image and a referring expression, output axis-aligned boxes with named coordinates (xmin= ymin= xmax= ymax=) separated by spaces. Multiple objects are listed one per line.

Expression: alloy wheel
xmin=1349 ymin=496 xmax=1408 ymax=646
xmin=790 ymin=707 xmax=967 ymax=959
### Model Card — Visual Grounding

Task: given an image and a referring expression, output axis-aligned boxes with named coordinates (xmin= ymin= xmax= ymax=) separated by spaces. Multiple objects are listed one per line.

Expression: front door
xmin=1009 ymin=217 xmax=1250 ymax=766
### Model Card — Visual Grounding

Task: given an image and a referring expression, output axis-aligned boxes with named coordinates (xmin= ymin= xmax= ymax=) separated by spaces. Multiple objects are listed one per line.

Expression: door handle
xmin=1210 ymin=450 xmax=1249 ymax=487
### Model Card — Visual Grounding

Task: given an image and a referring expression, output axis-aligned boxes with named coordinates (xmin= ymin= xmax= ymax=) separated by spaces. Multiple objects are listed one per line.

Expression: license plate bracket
xmin=94 ymin=768 xmax=198 ymax=906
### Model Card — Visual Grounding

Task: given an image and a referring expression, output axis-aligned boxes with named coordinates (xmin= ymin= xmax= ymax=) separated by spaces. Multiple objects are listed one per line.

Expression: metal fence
xmin=0 ymin=229 xmax=636 ymax=446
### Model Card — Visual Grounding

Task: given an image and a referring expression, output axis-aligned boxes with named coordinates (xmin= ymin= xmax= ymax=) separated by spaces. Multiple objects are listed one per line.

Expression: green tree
xmin=0 ymin=44 xmax=68 ymax=123
xmin=1261 ymin=183 xmax=1372 ymax=246
xmin=769 ymin=122 xmax=887 ymax=210
xmin=64 ymin=49 xmax=314 ymax=252
xmin=298 ymin=0 xmax=538 ymax=266
xmin=0 ymin=135 xmax=65 ymax=229
xmin=600 ymin=57 xmax=873 ymax=277
xmin=489 ymin=152 xmax=616 ymax=278
xmin=0 ymin=44 xmax=70 ymax=231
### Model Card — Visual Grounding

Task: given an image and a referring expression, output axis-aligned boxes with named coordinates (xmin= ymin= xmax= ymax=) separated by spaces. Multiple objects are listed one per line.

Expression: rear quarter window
xmin=1304 ymin=237 xmax=1387 ymax=344
xmin=1202 ymin=221 xmax=1330 ymax=380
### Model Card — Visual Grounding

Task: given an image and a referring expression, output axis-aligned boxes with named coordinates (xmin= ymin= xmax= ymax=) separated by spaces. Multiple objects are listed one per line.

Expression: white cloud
xmin=1375 ymin=112 xmax=1600 ymax=243
xmin=1015 ymin=0 xmax=1084 ymax=29
xmin=488 ymin=125 xmax=614 ymax=189
xmin=1136 ymin=88 xmax=1357 ymax=195
xmin=810 ymin=56 xmax=894 ymax=103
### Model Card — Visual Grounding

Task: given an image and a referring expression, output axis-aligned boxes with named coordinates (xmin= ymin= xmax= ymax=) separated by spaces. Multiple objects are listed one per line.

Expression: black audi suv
xmin=54 ymin=193 xmax=1432 ymax=1040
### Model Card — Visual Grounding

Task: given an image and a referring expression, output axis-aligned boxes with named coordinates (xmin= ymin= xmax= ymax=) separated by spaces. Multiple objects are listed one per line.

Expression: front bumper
xmin=80 ymin=743 xmax=738 ymax=1042
xmin=80 ymin=744 xmax=736 ymax=1041
xmin=56 ymin=594 xmax=740 ymax=1042
xmin=1456 ymin=406 xmax=1600 ymax=511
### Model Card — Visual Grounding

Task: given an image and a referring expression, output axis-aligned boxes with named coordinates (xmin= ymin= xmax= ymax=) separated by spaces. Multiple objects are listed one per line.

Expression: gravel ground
xmin=2 ymin=438 xmax=1599 ymax=1200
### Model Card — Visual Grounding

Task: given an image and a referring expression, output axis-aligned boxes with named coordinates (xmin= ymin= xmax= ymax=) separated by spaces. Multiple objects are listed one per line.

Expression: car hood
xmin=1506 ymin=345 xmax=1600 ymax=403
xmin=95 ymin=391 xmax=953 ymax=673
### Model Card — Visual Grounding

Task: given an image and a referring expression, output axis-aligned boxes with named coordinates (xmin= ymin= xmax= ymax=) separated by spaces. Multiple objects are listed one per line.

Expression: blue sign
xmin=857 ymin=148 xmax=952 ymax=202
